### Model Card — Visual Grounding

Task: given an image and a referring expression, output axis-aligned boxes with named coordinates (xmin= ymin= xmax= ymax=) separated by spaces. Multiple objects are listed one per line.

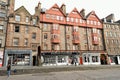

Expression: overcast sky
xmin=15 ymin=0 xmax=120 ymax=21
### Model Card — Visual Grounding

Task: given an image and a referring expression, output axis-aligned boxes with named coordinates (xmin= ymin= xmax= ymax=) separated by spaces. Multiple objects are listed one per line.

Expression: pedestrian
xmin=74 ymin=58 xmax=77 ymax=66
xmin=7 ymin=64 xmax=11 ymax=77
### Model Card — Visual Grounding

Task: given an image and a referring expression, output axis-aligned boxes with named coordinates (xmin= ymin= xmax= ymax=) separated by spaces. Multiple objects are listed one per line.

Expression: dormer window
xmin=56 ymin=16 xmax=60 ymax=20
xmin=98 ymin=22 xmax=100 ymax=25
xmin=15 ymin=15 xmax=20 ymax=22
xmin=76 ymin=18 xmax=78 ymax=23
xmin=72 ymin=12 xmax=77 ymax=14
xmin=52 ymin=8 xmax=58 ymax=11
xmin=71 ymin=18 xmax=74 ymax=22
xmin=80 ymin=19 xmax=82 ymax=23
xmin=67 ymin=17 xmax=69 ymax=22
xmin=87 ymin=20 xmax=89 ymax=24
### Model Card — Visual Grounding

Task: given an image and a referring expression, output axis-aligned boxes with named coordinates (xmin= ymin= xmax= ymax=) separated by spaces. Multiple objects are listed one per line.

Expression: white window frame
xmin=15 ymin=15 xmax=20 ymax=22
xmin=26 ymin=16 xmax=29 ymax=23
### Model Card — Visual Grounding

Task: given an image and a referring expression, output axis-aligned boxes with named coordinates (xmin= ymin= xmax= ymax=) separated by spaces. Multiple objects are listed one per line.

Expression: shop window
xmin=15 ymin=15 xmax=20 ymax=22
xmin=83 ymin=55 xmax=90 ymax=62
xmin=110 ymin=56 xmax=115 ymax=63
xmin=8 ymin=54 xmax=30 ymax=66
xmin=15 ymin=26 xmax=20 ymax=32
xmin=58 ymin=56 xmax=66 ymax=63
xmin=92 ymin=56 xmax=98 ymax=62
xmin=44 ymin=56 xmax=56 ymax=64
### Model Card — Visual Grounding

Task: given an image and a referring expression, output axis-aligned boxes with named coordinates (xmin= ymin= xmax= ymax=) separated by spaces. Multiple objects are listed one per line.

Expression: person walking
xmin=74 ymin=58 xmax=77 ymax=66
xmin=7 ymin=64 xmax=11 ymax=77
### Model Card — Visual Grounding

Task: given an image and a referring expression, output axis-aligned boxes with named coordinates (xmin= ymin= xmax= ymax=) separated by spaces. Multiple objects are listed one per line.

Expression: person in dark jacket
xmin=7 ymin=64 xmax=11 ymax=77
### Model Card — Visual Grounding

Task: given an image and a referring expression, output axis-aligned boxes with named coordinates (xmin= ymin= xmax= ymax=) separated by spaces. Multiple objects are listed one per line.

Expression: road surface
xmin=0 ymin=68 xmax=120 ymax=80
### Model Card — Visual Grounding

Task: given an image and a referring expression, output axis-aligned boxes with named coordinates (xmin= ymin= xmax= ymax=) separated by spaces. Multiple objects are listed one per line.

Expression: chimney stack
xmin=80 ymin=9 xmax=85 ymax=18
xmin=60 ymin=4 xmax=66 ymax=15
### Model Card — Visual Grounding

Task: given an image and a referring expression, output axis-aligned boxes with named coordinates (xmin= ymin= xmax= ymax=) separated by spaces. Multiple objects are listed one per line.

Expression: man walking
xmin=7 ymin=64 xmax=11 ymax=77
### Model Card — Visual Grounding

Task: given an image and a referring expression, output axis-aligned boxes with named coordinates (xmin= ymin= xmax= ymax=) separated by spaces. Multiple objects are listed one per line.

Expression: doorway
xmin=100 ymin=54 xmax=107 ymax=65
xmin=33 ymin=56 xmax=36 ymax=66
xmin=114 ymin=56 xmax=118 ymax=64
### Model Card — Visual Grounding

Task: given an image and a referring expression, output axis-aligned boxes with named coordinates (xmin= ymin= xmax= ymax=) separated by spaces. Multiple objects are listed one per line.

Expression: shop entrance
xmin=114 ymin=56 xmax=118 ymax=64
xmin=100 ymin=54 xmax=107 ymax=65
xmin=33 ymin=56 xmax=36 ymax=66
xmin=8 ymin=56 xmax=13 ymax=65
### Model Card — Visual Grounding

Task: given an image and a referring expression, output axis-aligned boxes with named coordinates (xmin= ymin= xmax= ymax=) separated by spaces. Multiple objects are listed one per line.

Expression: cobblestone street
xmin=1 ymin=68 xmax=120 ymax=80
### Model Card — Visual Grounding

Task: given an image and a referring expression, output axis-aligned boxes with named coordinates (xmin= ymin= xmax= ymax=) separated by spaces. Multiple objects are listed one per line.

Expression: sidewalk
xmin=1 ymin=65 xmax=120 ymax=76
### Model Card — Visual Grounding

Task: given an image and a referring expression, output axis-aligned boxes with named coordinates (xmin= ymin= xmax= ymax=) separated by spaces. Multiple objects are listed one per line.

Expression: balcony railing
xmin=51 ymin=38 xmax=60 ymax=43
xmin=92 ymin=40 xmax=99 ymax=45
xmin=72 ymin=39 xmax=80 ymax=44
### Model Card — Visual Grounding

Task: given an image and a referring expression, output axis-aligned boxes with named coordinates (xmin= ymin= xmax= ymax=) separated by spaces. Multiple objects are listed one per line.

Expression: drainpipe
xmin=3 ymin=0 xmax=9 ymax=66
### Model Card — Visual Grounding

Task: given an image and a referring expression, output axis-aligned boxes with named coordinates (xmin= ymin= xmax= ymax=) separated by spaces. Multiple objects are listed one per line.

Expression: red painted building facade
xmin=40 ymin=3 xmax=107 ymax=66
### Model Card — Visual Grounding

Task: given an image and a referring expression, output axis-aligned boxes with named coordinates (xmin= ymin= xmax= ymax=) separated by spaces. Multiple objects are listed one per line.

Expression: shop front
xmin=108 ymin=55 xmax=120 ymax=65
xmin=82 ymin=53 xmax=101 ymax=65
xmin=41 ymin=51 xmax=80 ymax=66
xmin=4 ymin=49 xmax=32 ymax=66
xmin=0 ymin=51 xmax=3 ymax=67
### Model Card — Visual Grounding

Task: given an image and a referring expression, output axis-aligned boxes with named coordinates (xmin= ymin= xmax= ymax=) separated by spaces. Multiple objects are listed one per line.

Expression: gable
xmin=15 ymin=6 xmax=31 ymax=16
xmin=87 ymin=11 xmax=101 ymax=22
xmin=68 ymin=8 xmax=83 ymax=19
xmin=46 ymin=4 xmax=65 ymax=16
xmin=86 ymin=11 xmax=102 ymax=28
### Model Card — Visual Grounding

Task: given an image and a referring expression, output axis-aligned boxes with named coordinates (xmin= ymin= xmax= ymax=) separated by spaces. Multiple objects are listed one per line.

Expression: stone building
xmin=0 ymin=0 xmax=8 ymax=67
xmin=4 ymin=0 xmax=41 ymax=66
xmin=103 ymin=14 xmax=120 ymax=65
xmin=40 ymin=4 xmax=106 ymax=66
